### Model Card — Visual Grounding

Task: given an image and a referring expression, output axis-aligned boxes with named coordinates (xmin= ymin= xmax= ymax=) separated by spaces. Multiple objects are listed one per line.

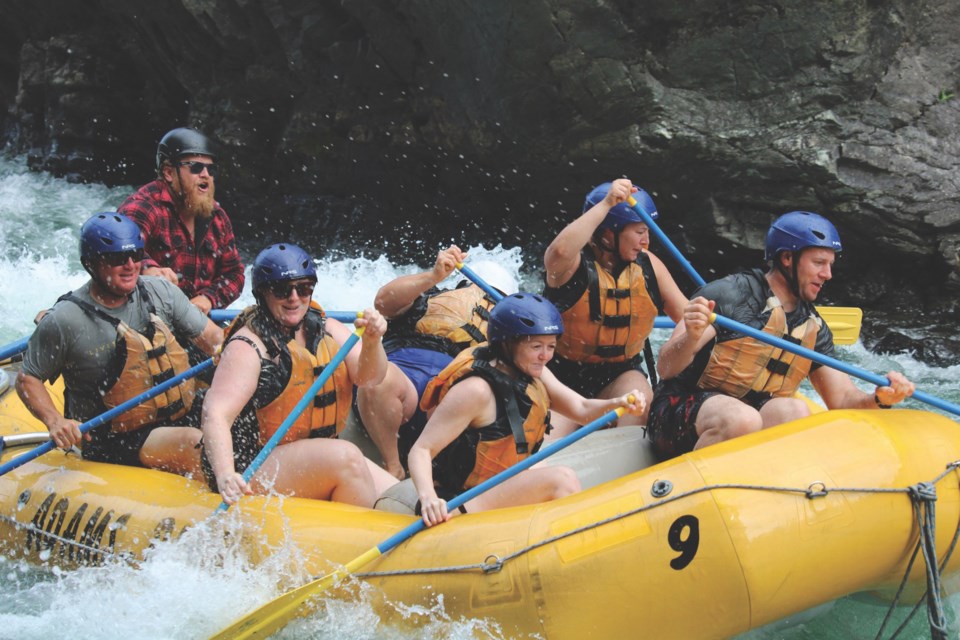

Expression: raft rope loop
xmin=353 ymin=461 xmax=960 ymax=639
xmin=874 ymin=462 xmax=960 ymax=640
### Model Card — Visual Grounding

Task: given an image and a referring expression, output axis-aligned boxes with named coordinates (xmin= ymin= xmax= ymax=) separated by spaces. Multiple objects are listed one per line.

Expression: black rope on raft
xmin=874 ymin=469 xmax=960 ymax=640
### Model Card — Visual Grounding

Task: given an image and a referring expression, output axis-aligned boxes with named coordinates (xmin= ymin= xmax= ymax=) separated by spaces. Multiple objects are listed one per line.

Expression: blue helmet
xmin=251 ymin=243 xmax=317 ymax=291
xmin=80 ymin=212 xmax=144 ymax=262
xmin=764 ymin=211 xmax=842 ymax=261
xmin=487 ymin=293 xmax=564 ymax=343
xmin=584 ymin=182 xmax=659 ymax=233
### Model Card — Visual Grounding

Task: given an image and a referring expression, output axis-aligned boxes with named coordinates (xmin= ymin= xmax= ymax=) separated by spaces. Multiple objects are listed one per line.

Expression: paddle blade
xmin=208 ymin=548 xmax=381 ymax=640
xmin=208 ymin=575 xmax=334 ymax=640
xmin=816 ymin=306 xmax=862 ymax=345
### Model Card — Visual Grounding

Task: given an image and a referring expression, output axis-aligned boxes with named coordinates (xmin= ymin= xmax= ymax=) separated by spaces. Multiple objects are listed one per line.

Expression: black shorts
xmin=647 ymin=385 xmax=773 ymax=460
xmin=81 ymin=424 xmax=160 ymax=467
xmin=549 ymin=354 xmax=646 ymax=399
xmin=646 ymin=385 xmax=717 ymax=461
xmin=396 ymin=407 xmax=430 ymax=473
xmin=81 ymin=389 xmax=203 ymax=468
xmin=83 ymin=422 xmax=201 ymax=467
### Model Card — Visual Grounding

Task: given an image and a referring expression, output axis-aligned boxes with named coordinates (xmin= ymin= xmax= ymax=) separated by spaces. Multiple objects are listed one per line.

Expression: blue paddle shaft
xmin=210 ymin=309 xmax=358 ymax=325
xmin=375 ymin=406 xmax=624 ymax=554
xmin=455 ymin=263 xmax=505 ymax=302
xmin=214 ymin=329 xmax=362 ymax=513
xmin=0 ymin=358 xmax=214 ymax=477
xmin=628 ymin=197 xmax=705 ymax=287
xmin=711 ymin=313 xmax=960 ymax=418
xmin=0 ymin=337 xmax=28 ymax=362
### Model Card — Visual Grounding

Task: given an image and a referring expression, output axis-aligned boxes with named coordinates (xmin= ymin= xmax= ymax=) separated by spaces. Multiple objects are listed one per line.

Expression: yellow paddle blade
xmin=816 ymin=306 xmax=862 ymax=345
xmin=208 ymin=547 xmax=382 ymax=640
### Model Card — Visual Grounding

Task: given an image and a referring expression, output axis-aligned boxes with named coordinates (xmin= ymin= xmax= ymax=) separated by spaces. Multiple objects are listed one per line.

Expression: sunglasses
xmin=100 ymin=249 xmax=145 ymax=267
xmin=268 ymin=281 xmax=315 ymax=299
xmin=177 ymin=160 xmax=218 ymax=177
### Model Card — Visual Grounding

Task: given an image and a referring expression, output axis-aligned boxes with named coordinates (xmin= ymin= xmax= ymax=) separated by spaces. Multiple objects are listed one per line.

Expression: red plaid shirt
xmin=118 ymin=180 xmax=245 ymax=309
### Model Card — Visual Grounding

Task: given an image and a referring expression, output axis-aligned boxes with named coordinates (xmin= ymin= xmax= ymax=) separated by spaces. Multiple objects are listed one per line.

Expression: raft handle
xmin=482 ymin=554 xmax=504 ymax=574
xmin=805 ymin=481 xmax=828 ymax=499
xmin=1 ymin=432 xmax=53 ymax=452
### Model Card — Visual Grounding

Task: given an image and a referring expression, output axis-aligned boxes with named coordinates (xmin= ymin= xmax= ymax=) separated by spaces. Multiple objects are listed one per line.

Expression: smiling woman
xmin=198 ymin=242 xmax=399 ymax=508
xmin=405 ymin=292 xmax=643 ymax=526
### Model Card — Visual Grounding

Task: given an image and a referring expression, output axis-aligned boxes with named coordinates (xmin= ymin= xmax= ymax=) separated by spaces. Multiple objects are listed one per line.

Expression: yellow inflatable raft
xmin=1 ymin=363 xmax=959 ymax=639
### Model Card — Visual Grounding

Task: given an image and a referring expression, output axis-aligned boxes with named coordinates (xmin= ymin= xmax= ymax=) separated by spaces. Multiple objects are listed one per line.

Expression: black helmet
xmin=156 ymin=128 xmax=217 ymax=173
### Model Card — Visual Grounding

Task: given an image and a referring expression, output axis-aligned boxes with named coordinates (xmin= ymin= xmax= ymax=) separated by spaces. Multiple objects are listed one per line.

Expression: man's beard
xmin=182 ymin=185 xmax=216 ymax=219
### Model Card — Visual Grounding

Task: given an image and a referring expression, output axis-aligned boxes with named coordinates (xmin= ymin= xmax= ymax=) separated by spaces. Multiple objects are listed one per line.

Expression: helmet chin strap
xmin=83 ymin=257 xmax=112 ymax=292
xmin=166 ymin=162 xmax=188 ymax=204
xmin=774 ymin=251 xmax=802 ymax=297
xmin=592 ymin=230 xmax=625 ymax=266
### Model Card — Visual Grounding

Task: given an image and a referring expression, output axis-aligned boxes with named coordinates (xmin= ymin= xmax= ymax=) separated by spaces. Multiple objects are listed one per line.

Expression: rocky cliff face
xmin=3 ymin=0 xmax=959 ymax=328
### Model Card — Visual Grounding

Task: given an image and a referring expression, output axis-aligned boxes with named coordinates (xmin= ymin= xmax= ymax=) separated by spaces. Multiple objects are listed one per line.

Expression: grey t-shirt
xmin=22 ymin=276 xmax=208 ymax=423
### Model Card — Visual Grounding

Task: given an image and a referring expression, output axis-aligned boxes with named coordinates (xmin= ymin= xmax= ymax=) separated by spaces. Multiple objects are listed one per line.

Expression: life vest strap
xmin=594 ymin=345 xmax=626 ymax=358
xmin=473 ymin=359 xmax=529 ymax=455
xmin=460 ymin=322 xmax=486 ymax=345
xmin=309 ymin=425 xmax=337 ymax=439
xmin=154 ymin=398 xmax=186 ymax=422
xmin=146 ymin=344 xmax=167 ymax=359
xmin=314 ymin=390 xmax=337 ymax=409
xmin=601 ymin=314 xmax=631 ymax=329
xmin=766 ymin=359 xmax=791 ymax=376
xmin=153 ymin=368 xmax=175 ymax=384
xmin=604 ymin=287 xmax=631 ymax=299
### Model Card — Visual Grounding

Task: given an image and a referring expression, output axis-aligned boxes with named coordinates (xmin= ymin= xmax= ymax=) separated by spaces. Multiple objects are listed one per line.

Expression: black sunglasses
xmin=177 ymin=160 xmax=218 ymax=177
xmin=100 ymin=248 xmax=145 ymax=267
xmin=268 ymin=281 xmax=315 ymax=299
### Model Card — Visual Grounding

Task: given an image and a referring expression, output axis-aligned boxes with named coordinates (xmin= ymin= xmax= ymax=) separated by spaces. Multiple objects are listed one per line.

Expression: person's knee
xmin=607 ymin=370 xmax=652 ymax=398
xmin=548 ymin=467 xmax=581 ymax=499
xmin=760 ymin=397 xmax=812 ymax=428
xmin=783 ymin=397 xmax=812 ymax=419
xmin=334 ymin=442 xmax=370 ymax=479
xmin=180 ymin=427 xmax=202 ymax=449
xmin=720 ymin=410 xmax=763 ymax=441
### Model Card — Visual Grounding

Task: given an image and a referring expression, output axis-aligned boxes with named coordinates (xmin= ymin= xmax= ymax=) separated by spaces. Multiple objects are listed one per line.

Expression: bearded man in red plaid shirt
xmin=118 ymin=127 xmax=245 ymax=314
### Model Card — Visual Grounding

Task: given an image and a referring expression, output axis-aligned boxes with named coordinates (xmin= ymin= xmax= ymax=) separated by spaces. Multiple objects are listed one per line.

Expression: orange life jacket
xmin=420 ymin=344 xmax=551 ymax=490
xmin=556 ymin=257 xmax=659 ymax=364
xmin=697 ymin=296 xmax=821 ymax=399
xmin=414 ymin=285 xmax=497 ymax=352
xmin=225 ymin=302 xmax=353 ymax=445
xmin=63 ymin=286 xmax=195 ymax=433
